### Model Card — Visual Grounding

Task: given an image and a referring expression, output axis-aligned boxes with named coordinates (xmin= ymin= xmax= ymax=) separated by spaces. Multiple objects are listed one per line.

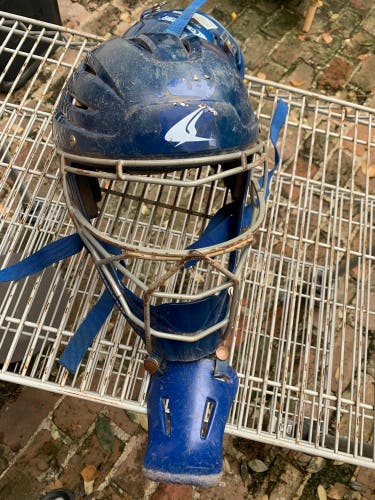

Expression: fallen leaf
xmin=307 ymin=456 xmax=326 ymax=473
xmin=322 ymin=32 xmax=333 ymax=44
xmin=120 ymin=13 xmax=130 ymax=22
xmin=81 ymin=465 xmax=98 ymax=496
xmin=95 ymin=414 xmax=115 ymax=451
xmin=256 ymin=72 xmax=266 ymax=80
xmin=47 ymin=480 xmax=63 ymax=491
xmin=223 ymin=456 xmax=231 ymax=474
xmin=80 ymin=464 xmax=98 ymax=482
xmin=230 ymin=11 xmax=238 ymax=21
xmin=290 ymin=79 xmax=306 ymax=87
xmin=327 ymin=482 xmax=349 ymax=500
xmin=348 ymin=481 xmax=366 ymax=491
xmin=361 ymin=161 xmax=375 ymax=177
xmin=357 ymin=53 xmax=369 ymax=60
xmin=317 ymin=484 xmax=327 ymax=500
xmin=298 ymin=33 xmax=306 ymax=41
xmin=248 ymin=458 xmax=268 ymax=473
xmin=330 ymin=13 xmax=340 ymax=21
xmin=141 ymin=203 xmax=150 ymax=216
xmin=240 ymin=460 xmax=250 ymax=481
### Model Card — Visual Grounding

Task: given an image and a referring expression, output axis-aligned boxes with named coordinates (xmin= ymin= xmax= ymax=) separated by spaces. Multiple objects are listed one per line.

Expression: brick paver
xmin=0 ymin=387 xmax=59 ymax=452
xmin=53 ymin=397 xmax=104 ymax=440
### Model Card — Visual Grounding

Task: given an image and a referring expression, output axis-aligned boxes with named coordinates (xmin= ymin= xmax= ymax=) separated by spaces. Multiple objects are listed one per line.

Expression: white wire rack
xmin=0 ymin=11 xmax=374 ymax=468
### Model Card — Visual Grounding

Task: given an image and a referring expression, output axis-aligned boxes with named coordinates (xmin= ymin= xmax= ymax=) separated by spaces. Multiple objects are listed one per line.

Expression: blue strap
xmin=0 ymin=233 xmax=115 ymax=373
xmin=0 ymin=233 xmax=84 ymax=282
xmin=164 ymin=0 xmax=206 ymax=37
xmin=59 ymin=288 xmax=115 ymax=373
xmin=186 ymin=99 xmax=288 ymax=253
xmin=261 ymin=98 xmax=288 ymax=198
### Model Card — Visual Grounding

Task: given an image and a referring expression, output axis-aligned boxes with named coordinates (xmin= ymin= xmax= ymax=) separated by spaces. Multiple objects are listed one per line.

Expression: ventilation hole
xmin=72 ymin=97 xmax=88 ymax=110
xmin=132 ymin=37 xmax=153 ymax=53
xmin=212 ymin=33 xmax=219 ymax=47
xmin=83 ymin=63 xmax=96 ymax=75
xmin=162 ymin=397 xmax=171 ymax=436
xmin=182 ymin=39 xmax=191 ymax=53
xmin=223 ymin=42 xmax=231 ymax=57
xmin=201 ymin=399 xmax=216 ymax=439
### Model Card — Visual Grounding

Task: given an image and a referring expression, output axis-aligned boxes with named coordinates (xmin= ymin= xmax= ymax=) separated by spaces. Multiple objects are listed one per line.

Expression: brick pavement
xmin=0 ymin=0 xmax=374 ymax=498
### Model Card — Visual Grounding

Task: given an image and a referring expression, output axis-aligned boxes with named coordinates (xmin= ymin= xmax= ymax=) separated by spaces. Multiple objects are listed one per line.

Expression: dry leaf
xmin=81 ymin=464 xmax=99 ymax=496
xmin=120 ymin=12 xmax=130 ymax=22
xmin=298 ymin=34 xmax=306 ymax=41
xmin=330 ymin=13 xmax=339 ymax=21
xmin=80 ymin=464 xmax=98 ymax=482
xmin=322 ymin=32 xmax=333 ymax=44
xmin=257 ymin=72 xmax=266 ymax=80
xmin=357 ymin=53 xmax=369 ymax=60
xmin=141 ymin=203 xmax=150 ymax=216
xmin=362 ymin=160 xmax=375 ymax=177
xmin=47 ymin=480 xmax=63 ymax=491
xmin=230 ymin=11 xmax=238 ymax=21
xmin=317 ymin=484 xmax=327 ymax=500
xmin=248 ymin=458 xmax=269 ymax=472
xmin=290 ymin=79 xmax=306 ymax=87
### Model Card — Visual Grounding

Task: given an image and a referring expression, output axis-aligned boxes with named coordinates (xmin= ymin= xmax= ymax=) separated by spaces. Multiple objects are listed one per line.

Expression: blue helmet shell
xmin=124 ymin=7 xmax=245 ymax=78
xmin=53 ymin=33 xmax=258 ymax=160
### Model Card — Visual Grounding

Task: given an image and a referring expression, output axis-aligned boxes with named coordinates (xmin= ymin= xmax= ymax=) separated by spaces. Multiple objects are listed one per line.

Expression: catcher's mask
xmin=53 ymin=26 xmax=266 ymax=362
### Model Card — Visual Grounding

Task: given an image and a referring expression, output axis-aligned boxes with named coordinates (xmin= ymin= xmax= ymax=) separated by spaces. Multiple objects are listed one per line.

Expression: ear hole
xmin=75 ymin=174 xmax=101 ymax=219
xmin=201 ymin=399 xmax=216 ymax=439
xmin=162 ymin=397 xmax=171 ymax=436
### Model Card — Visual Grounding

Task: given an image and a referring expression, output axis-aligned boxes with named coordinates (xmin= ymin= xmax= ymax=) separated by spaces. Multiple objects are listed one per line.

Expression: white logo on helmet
xmin=165 ymin=106 xmax=217 ymax=147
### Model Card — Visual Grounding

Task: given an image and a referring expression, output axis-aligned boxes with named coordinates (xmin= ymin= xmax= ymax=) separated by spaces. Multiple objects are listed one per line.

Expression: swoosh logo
xmin=164 ymin=107 xmax=216 ymax=147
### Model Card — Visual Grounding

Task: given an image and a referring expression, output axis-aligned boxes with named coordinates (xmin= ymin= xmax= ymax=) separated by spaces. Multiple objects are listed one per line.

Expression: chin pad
xmin=143 ymin=358 xmax=238 ymax=487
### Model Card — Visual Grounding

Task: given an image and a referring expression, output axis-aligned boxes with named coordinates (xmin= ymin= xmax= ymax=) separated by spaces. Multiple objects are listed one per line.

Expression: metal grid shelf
xmin=1 ymin=11 xmax=374 ymax=468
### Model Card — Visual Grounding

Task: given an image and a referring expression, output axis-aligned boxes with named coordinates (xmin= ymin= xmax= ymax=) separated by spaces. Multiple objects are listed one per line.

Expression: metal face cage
xmin=59 ymin=143 xmax=266 ymax=355
xmin=0 ymin=11 xmax=375 ymax=469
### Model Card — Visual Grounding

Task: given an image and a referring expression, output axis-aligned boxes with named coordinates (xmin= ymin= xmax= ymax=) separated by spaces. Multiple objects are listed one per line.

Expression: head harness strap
xmin=164 ymin=0 xmax=207 ymax=37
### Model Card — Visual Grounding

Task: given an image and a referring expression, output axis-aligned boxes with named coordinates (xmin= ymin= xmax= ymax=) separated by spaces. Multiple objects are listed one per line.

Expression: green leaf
xmin=95 ymin=415 xmax=114 ymax=452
